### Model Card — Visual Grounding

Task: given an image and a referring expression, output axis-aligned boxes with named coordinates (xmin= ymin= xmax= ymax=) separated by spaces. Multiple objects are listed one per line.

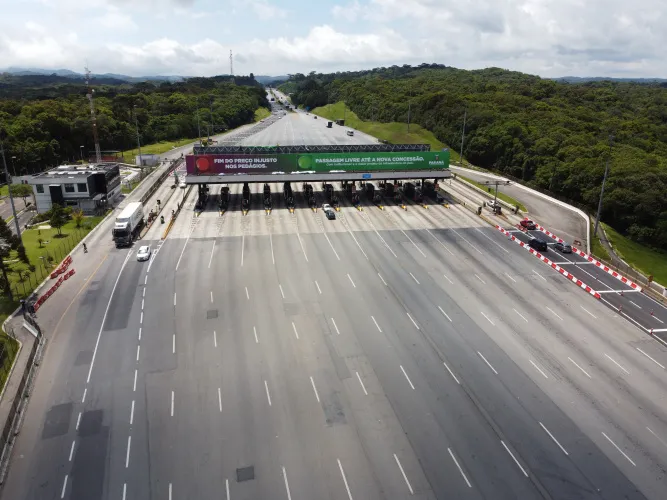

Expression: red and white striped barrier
xmin=34 ymin=268 xmax=76 ymax=312
xmin=50 ymin=255 xmax=73 ymax=279
xmin=495 ymin=225 xmax=601 ymax=299
xmin=534 ymin=224 xmax=642 ymax=291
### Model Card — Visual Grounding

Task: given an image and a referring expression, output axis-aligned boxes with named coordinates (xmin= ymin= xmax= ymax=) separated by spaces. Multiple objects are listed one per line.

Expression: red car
xmin=520 ymin=219 xmax=537 ymax=230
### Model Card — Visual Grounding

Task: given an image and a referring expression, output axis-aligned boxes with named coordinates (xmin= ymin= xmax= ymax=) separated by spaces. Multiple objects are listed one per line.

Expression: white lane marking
xmin=513 ymin=308 xmax=528 ymax=322
xmin=253 ymin=326 xmax=259 ymax=343
xmin=310 ymin=376 xmax=320 ymax=402
xmin=82 ymin=388 xmax=87 ymax=403
xmin=87 ymin=249 xmax=132 ymax=384
xmin=393 ymin=454 xmax=414 ymax=495
xmin=170 ymin=390 xmax=174 ymax=416
xmin=580 ymin=306 xmax=597 ymax=319
xmin=602 ymin=432 xmax=636 ymax=466
xmin=474 ymin=274 xmax=486 ymax=284
xmin=372 ymin=226 xmax=398 ymax=258
xmin=279 ymin=284 xmax=285 ymax=299
xmin=144 ymin=275 xmax=147 ymax=285
xmin=355 ymin=371 xmax=368 ymax=395
xmin=475 ymin=227 xmax=510 ymax=254
xmin=605 ymin=353 xmax=630 ymax=374
xmin=210 ymin=291 xmax=213 ymax=303
xmin=169 ymin=483 xmax=172 ymax=500
xmin=448 ymin=448 xmax=472 ymax=488
xmin=76 ymin=412 xmax=81 ymax=430
xmin=337 ymin=459 xmax=354 ymax=500
xmin=282 ymin=466 xmax=292 ymax=500
xmin=451 ymin=227 xmax=483 ymax=254
xmin=443 ymin=362 xmax=461 ymax=384
xmin=481 ymin=311 xmax=495 ymax=326
xmin=225 ymin=479 xmax=230 ymax=500
xmin=532 ymin=269 xmax=547 ymax=281
xmin=125 ymin=435 xmax=132 ymax=467
xmin=69 ymin=440 xmax=75 ymax=461
xmin=130 ymin=400 xmax=135 ymax=425
xmin=173 ymin=292 xmax=177 ymax=306
xmin=61 ymin=474 xmax=68 ymax=498
xmin=400 ymin=365 xmax=415 ymax=390
xmin=478 ymin=351 xmax=498 ymax=375
xmin=296 ymin=232 xmax=309 ymax=262
xmin=175 ymin=226 xmax=194 ymax=271
xmin=409 ymin=272 xmax=420 ymax=284
xmin=323 ymin=232 xmax=341 ymax=260
xmin=346 ymin=226 xmax=369 ymax=260
xmin=371 ymin=316 xmax=382 ymax=332
xmin=378 ymin=273 xmax=387 ymax=286
xmin=406 ymin=312 xmax=420 ymax=329
xmin=629 ymin=300 xmax=641 ymax=309
xmin=138 ymin=327 xmax=142 ymax=341
xmin=270 ymin=233 xmax=275 ymax=265
xmin=141 ymin=299 xmax=144 ymax=310
xmin=122 ymin=482 xmax=127 ymax=500
xmin=133 ymin=369 xmax=137 ymax=391
xmin=241 ymin=234 xmax=245 ymax=267
xmin=143 ymin=288 xmax=145 ymax=298
xmin=423 ymin=226 xmax=455 ymax=255
xmin=292 ymin=322 xmax=300 ymax=340
xmin=331 ymin=318 xmax=340 ymax=335
xmin=443 ymin=274 xmax=454 ymax=284
xmin=245 ymin=287 xmax=249 ymax=300
xmin=438 ymin=306 xmax=452 ymax=322
xmin=401 ymin=229 xmax=426 ymax=257
xmin=501 ymin=440 xmax=529 ymax=477
xmin=530 ymin=360 xmax=549 ymax=379
xmin=218 ymin=387 xmax=222 ymax=412
xmin=646 ymin=427 xmax=667 ymax=449
xmin=172 ymin=334 xmax=175 ymax=354
xmin=546 ymin=307 xmax=563 ymax=321
xmin=265 ymin=380 xmax=272 ymax=406
xmin=653 ymin=315 xmax=665 ymax=324
xmin=315 ymin=280 xmax=322 ymax=294
xmin=568 ymin=357 xmax=592 ymax=378
xmin=208 ymin=240 xmax=216 ymax=269
xmin=214 ymin=330 xmax=217 ymax=347
xmin=136 ymin=345 xmax=141 ymax=362
xmin=347 ymin=273 xmax=356 ymax=288
xmin=540 ymin=422 xmax=568 ymax=455
xmin=140 ymin=311 xmax=143 ymax=324
xmin=636 ymin=348 xmax=665 ymax=369
xmin=505 ymin=272 xmax=517 ymax=283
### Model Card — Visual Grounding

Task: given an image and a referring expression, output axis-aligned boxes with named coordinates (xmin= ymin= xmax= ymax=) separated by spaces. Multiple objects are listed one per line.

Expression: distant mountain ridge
xmin=0 ymin=67 xmax=187 ymax=82
xmin=552 ymin=76 xmax=667 ymax=83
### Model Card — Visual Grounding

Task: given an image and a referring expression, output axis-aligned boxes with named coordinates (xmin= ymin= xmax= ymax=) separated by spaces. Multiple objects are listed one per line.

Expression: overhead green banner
xmin=187 ymin=150 xmax=449 ymax=175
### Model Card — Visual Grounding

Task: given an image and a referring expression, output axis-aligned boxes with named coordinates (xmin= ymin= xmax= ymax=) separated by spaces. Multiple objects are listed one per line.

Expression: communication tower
xmin=85 ymin=66 xmax=102 ymax=163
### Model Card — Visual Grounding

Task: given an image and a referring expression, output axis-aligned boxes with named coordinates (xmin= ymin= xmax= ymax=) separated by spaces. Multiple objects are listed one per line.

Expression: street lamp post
xmin=459 ymin=105 xmax=467 ymax=168
xmin=80 ymin=146 xmax=84 ymax=163
xmin=0 ymin=132 xmax=23 ymax=239
xmin=133 ymin=105 xmax=142 ymax=167
xmin=593 ymin=134 xmax=614 ymax=237
xmin=10 ymin=156 xmax=16 ymax=176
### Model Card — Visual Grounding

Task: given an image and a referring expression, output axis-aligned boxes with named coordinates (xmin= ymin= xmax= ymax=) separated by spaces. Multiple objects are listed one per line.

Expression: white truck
xmin=112 ymin=202 xmax=144 ymax=248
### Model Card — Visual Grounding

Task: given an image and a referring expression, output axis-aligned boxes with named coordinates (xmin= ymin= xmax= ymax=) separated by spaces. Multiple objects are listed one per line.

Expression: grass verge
xmin=0 ymin=184 xmax=8 ymax=197
xmin=0 ymin=332 xmax=19 ymax=395
xmin=602 ymin=222 xmax=667 ymax=285
xmin=312 ymin=102 xmax=451 ymax=153
xmin=254 ymin=107 xmax=271 ymax=122
xmin=458 ymin=175 xmax=527 ymax=212
xmin=121 ymin=138 xmax=198 ymax=164
xmin=589 ymin=221 xmax=611 ymax=261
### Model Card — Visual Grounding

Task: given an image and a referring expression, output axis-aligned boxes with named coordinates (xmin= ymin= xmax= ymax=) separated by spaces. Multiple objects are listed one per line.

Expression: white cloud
xmin=94 ymin=6 xmax=138 ymax=30
xmin=331 ymin=0 xmax=363 ymax=22
xmin=244 ymin=0 xmax=287 ymax=21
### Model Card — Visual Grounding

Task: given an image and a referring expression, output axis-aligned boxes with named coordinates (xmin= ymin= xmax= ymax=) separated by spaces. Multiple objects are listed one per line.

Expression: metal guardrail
xmin=193 ymin=144 xmax=431 ymax=154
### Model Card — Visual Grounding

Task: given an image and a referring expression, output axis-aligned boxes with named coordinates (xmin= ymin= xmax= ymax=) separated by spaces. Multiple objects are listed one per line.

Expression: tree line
xmin=0 ymin=74 xmax=269 ymax=175
xmin=282 ymin=65 xmax=667 ymax=248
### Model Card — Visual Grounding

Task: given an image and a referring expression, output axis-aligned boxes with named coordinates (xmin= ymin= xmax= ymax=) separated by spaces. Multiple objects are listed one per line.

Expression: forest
xmin=0 ymin=74 xmax=268 ymax=173
xmin=282 ymin=65 xmax=667 ymax=248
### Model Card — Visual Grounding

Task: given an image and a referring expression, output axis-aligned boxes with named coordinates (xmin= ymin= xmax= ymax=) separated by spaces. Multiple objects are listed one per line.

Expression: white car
xmin=136 ymin=245 xmax=151 ymax=262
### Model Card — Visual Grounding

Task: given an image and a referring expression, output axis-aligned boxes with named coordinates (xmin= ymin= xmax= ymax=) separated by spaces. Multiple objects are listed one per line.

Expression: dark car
xmin=520 ymin=219 xmax=537 ymax=230
xmin=555 ymin=241 xmax=573 ymax=253
xmin=528 ymin=237 xmax=548 ymax=251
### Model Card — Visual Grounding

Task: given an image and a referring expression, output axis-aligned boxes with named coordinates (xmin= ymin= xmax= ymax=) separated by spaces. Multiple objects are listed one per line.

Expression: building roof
xmin=31 ymin=163 xmax=120 ymax=181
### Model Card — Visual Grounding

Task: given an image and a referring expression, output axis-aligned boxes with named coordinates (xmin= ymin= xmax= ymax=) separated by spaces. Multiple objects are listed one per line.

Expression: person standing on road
xmin=83 ymin=243 xmax=88 ymax=253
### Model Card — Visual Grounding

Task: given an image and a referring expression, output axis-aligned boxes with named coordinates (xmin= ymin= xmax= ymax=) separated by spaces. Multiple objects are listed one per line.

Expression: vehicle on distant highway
xmin=554 ymin=241 xmax=573 ymax=253
xmin=179 ymin=181 xmax=187 ymax=189
xmin=314 ymin=116 xmax=317 ymax=119
xmin=347 ymin=130 xmax=354 ymax=136
xmin=520 ymin=219 xmax=537 ymax=230
xmin=136 ymin=245 xmax=151 ymax=262
xmin=528 ymin=237 xmax=548 ymax=252
xmin=322 ymin=204 xmax=336 ymax=220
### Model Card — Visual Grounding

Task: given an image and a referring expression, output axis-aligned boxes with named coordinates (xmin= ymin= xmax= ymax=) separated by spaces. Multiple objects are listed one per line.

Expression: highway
xmin=3 ymin=105 xmax=667 ymax=500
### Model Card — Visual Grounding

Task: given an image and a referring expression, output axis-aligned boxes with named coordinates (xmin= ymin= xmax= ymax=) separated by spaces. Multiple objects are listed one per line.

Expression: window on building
xmin=36 ymin=184 xmax=44 ymax=193
xmin=77 ymin=183 xmax=87 ymax=192
xmin=66 ymin=200 xmax=79 ymax=207
xmin=64 ymin=183 xmax=75 ymax=193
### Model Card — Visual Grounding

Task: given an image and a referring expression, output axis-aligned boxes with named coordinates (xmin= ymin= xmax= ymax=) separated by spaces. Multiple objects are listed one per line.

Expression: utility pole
xmin=133 ymin=105 xmax=142 ymax=166
xmin=229 ymin=50 xmax=233 ymax=76
xmin=10 ymin=156 xmax=16 ymax=176
xmin=196 ymin=108 xmax=202 ymax=145
xmin=208 ymin=96 xmax=214 ymax=142
xmin=85 ymin=66 xmax=102 ymax=163
xmin=594 ymin=134 xmax=614 ymax=237
xmin=407 ymin=100 xmax=411 ymax=134
xmin=0 ymin=134 xmax=23 ymax=238
xmin=459 ymin=105 xmax=467 ymax=168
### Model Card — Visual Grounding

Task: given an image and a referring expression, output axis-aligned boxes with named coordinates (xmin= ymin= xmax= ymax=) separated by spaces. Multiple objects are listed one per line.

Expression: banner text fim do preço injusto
xmin=186 ymin=151 xmax=450 ymax=175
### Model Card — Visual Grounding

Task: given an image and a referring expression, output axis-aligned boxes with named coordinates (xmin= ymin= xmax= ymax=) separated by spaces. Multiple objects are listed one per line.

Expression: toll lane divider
xmin=34 ymin=268 xmax=76 ymax=312
xmin=50 ymin=255 xmax=73 ymax=279
xmin=495 ymin=225 xmax=601 ymax=299
xmin=534 ymin=224 xmax=642 ymax=291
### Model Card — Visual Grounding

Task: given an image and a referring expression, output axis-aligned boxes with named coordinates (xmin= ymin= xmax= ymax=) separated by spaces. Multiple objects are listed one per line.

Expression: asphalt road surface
xmin=450 ymin=165 xmax=589 ymax=251
xmin=4 ymin=108 xmax=667 ymax=500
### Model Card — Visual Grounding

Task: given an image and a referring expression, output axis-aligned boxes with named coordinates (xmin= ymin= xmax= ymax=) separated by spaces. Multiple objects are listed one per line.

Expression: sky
xmin=0 ymin=0 xmax=665 ymax=78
